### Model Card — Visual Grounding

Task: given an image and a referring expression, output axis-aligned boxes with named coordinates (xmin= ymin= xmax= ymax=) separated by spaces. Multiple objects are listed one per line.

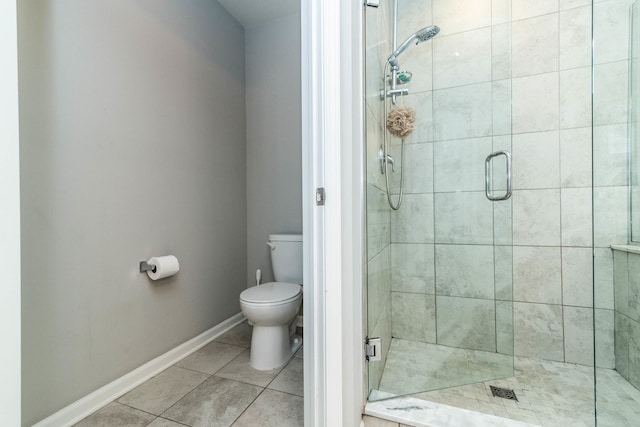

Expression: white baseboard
xmin=33 ymin=312 xmax=246 ymax=427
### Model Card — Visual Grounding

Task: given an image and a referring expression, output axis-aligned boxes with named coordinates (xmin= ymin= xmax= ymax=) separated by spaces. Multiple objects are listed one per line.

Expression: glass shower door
xmin=365 ymin=0 xmax=514 ymax=400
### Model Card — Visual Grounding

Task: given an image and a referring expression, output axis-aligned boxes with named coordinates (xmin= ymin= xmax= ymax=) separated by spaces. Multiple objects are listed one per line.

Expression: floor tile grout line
xmin=108 ymin=400 xmax=162 ymax=418
xmin=152 ymin=373 xmax=211 ymax=420
xmin=263 ymin=355 xmax=301 ymax=390
xmin=151 ymin=415 xmax=191 ymax=427
xmin=227 ymin=384 xmax=267 ymax=427
xmin=177 ymin=344 xmax=251 ymax=378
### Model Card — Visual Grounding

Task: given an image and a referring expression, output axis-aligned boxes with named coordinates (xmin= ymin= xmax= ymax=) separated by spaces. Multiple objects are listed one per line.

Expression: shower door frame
xmin=301 ymin=0 xmax=365 ymax=426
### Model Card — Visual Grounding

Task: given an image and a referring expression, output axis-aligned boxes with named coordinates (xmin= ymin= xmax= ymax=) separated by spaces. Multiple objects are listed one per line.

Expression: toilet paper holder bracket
xmin=139 ymin=261 xmax=157 ymax=274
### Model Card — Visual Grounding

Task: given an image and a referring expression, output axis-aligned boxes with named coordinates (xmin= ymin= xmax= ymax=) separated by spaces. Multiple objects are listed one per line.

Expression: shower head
xmin=388 ymin=25 xmax=440 ymax=68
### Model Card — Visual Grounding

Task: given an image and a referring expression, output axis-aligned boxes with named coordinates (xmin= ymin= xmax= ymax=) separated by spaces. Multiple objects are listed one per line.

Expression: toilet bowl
xmin=239 ymin=233 xmax=304 ymax=371
xmin=240 ymin=281 xmax=302 ymax=370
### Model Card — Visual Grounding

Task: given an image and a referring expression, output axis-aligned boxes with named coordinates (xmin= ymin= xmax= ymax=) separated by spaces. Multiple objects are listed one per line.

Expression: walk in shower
xmin=364 ymin=1 xmax=640 ymax=426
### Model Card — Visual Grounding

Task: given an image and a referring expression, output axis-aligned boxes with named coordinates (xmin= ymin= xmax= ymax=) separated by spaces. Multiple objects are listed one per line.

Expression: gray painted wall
xmin=245 ymin=13 xmax=302 ymax=284
xmin=18 ymin=1 xmax=246 ymax=424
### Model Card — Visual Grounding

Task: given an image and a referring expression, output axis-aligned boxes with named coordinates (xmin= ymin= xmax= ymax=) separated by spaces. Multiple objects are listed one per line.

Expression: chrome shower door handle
xmin=485 ymin=150 xmax=512 ymax=201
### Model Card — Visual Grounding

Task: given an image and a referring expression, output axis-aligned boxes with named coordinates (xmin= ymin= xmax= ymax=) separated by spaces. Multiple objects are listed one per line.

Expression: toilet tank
xmin=269 ymin=234 xmax=303 ymax=284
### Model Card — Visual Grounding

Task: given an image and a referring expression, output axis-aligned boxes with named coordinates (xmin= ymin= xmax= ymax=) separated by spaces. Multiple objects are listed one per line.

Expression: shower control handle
xmin=378 ymin=146 xmax=397 ymax=174
xmin=386 ymin=154 xmax=396 ymax=172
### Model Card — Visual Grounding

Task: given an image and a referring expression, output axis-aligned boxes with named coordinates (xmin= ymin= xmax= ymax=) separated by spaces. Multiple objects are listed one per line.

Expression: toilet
xmin=240 ymin=234 xmax=303 ymax=371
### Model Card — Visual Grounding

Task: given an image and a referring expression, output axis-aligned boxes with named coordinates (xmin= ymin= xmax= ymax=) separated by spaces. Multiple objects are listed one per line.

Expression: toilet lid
xmin=240 ymin=282 xmax=301 ymax=304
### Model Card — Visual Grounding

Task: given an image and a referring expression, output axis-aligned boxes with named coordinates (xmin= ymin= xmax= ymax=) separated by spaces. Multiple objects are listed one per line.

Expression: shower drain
xmin=489 ymin=385 xmax=518 ymax=401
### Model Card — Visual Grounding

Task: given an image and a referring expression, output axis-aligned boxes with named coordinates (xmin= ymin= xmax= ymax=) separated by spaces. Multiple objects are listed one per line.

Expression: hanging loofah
xmin=386 ymin=106 xmax=416 ymax=138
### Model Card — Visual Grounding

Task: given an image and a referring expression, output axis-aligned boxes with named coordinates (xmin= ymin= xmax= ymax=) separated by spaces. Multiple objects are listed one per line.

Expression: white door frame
xmin=2 ymin=0 xmax=364 ymax=423
xmin=302 ymin=1 xmax=363 ymax=426
xmin=0 ymin=0 xmax=22 ymax=423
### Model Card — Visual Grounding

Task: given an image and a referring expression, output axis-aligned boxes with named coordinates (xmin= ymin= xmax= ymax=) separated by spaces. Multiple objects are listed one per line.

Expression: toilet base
xmin=249 ymin=324 xmax=302 ymax=371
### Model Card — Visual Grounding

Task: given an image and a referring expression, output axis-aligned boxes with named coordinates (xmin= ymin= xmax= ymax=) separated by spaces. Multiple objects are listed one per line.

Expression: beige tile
xmin=231 ymin=389 xmax=303 ymax=427
xmin=367 ymin=185 xmax=391 ymax=259
xmin=433 ymin=137 xmax=492 ymax=192
xmin=512 ymin=14 xmax=559 ymax=78
xmin=403 ymin=143 xmax=434 ymax=194
xmin=593 ymin=124 xmax=628 ymax=186
xmin=176 ymin=341 xmax=245 ymax=375
xmin=433 ymin=28 xmax=492 ymax=89
xmin=561 ymin=188 xmax=592 ymax=247
xmin=593 ymin=0 xmax=632 ymax=65
xmin=559 ymin=6 xmax=592 ymax=70
xmin=433 ymin=0 xmax=491 ymax=36
xmin=493 ymin=79 xmax=512 ymax=135
xmin=514 ymin=302 xmax=564 ymax=361
xmin=562 ymin=247 xmax=594 ymax=307
xmin=512 ymin=189 xmax=561 ymax=246
xmin=391 ymin=194 xmax=434 ymax=244
xmin=513 ymin=246 xmax=562 ymax=304
xmin=163 ymin=376 xmax=261 ymax=427
xmin=594 ymin=248 xmax=614 ymax=310
xmin=512 ymin=72 xmax=559 ymax=134
xmin=147 ymin=418 xmax=185 ymax=427
xmin=433 ymin=83 xmax=492 ymax=141
xmin=512 ymin=0 xmax=558 ymax=20
xmin=435 ymin=244 xmax=495 ymax=299
xmin=434 ymin=192 xmax=493 ymax=245
xmin=368 ymin=246 xmax=392 ymax=331
xmin=593 ymin=186 xmax=628 ymax=247
xmin=73 ymin=402 xmax=155 ymax=427
xmin=593 ymin=61 xmax=628 ymax=126
xmin=512 ymin=131 xmax=560 ymax=190
xmin=436 ymin=296 xmax=496 ymax=352
xmin=268 ymin=357 xmax=304 ymax=397
xmin=391 ymin=292 xmax=436 ymax=343
xmin=492 ymin=25 xmax=512 ymax=80
xmin=117 ymin=366 xmax=208 ymax=415
xmin=216 ymin=350 xmax=283 ymax=387
xmin=492 ymin=0 xmax=512 ymax=25
xmin=391 ymin=243 xmax=434 ymax=294
xmin=214 ymin=322 xmax=253 ymax=348
xmin=560 ymin=67 xmax=592 ymax=129
xmin=560 ymin=127 xmax=592 ymax=188
xmin=563 ymin=306 xmax=595 ymax=366
xmin=560 ymin=0 xmax=590 ymax=10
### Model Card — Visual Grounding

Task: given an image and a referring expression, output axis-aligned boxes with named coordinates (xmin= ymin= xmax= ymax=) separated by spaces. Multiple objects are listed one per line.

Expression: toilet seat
xmin=240 ymin=282 xmax=301 ymax=306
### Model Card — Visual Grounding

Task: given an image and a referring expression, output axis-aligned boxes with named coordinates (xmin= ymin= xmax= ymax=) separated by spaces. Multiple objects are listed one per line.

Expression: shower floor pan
xmin=366 ymin=338 xmax=640 ymax=427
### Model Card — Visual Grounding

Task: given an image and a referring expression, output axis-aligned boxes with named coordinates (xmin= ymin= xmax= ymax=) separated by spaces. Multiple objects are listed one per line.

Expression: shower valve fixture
xmin=379 ymin=146 xmax=396 ymax=174
xmin=380 ymin=87 xmax=409 ymax=100
xmin=379 ymin=17 xmax=440 ymax=210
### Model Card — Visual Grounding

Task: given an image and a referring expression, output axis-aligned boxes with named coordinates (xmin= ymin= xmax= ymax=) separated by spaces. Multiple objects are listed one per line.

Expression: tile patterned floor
xmin=74 ymin=322 xmax=304 ymax=427
xmin=371 ymin=338 xmax=640 ymax=427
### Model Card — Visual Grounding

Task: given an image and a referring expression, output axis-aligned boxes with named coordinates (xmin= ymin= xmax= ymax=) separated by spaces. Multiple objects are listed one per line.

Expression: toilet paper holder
xmin=139 ymin=260 xmax=157 ymax=273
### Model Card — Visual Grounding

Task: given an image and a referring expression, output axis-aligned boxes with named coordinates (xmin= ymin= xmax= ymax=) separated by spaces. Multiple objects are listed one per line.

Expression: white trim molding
xmin=0 ymin=1 xmax=21 ymax=423
xmin=302 ymin=0 xmax=364 ymax=426
xmin=33 ymin=313 xmax=245 ymax=427
xmin=301 ymin=0 xmax=325 ymax=425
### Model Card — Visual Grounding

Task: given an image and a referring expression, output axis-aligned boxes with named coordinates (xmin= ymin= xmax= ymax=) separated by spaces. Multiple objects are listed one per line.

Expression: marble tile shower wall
xmin=387 ymin=0 xmax=630 ymax=369
xmin=612 ymin=249 xmax=640 ymax=390
xmin=592 ymin=0 xmax=633 ymax=369
xmin=387 ymin=0 xmax=515 ymax=359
